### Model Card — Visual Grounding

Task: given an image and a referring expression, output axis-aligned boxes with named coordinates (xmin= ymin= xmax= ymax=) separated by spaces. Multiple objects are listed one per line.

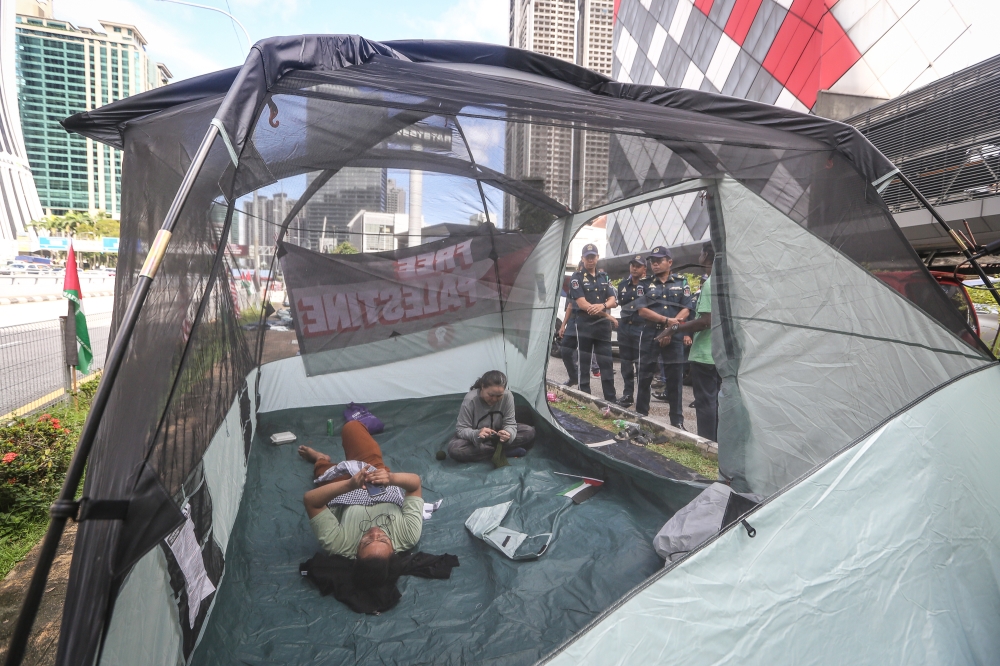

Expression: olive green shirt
xmin=309 ymin=495 xmax=424 ymax=558
xmin=688 ymin=276 xmax=714 ymax=365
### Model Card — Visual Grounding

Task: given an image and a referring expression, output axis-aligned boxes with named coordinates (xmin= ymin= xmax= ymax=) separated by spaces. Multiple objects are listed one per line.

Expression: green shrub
xmin=77 ymin=372 xmax=101 ymax=402
xmin=0 ymin=414 xmax=76 ymax=541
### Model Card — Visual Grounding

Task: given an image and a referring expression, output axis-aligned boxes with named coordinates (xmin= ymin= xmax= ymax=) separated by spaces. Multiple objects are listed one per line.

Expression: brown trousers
xmin=313 ymin=420 xmax=389 ymax=482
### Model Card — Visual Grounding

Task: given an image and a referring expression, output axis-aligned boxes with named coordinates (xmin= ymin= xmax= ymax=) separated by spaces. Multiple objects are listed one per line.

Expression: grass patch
xmin=549 ymin=397 xmax=719 ymax=478
xmin=551 ymin=400 xmax=618 ymax=432
xmin=646 ymin=441 xmax=718 ymax=478
xmin=0 ymin=375 xmax=97 ymax=579
xmin=0 ymin=521 xmax=48 ymax=579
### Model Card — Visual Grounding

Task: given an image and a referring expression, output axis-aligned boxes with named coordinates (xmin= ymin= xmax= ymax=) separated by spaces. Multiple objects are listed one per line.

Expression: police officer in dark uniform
xmin=635 ymin=246 xmax=692 ymax=424
xmin=615 ymin=255 xmax=646 ymax=408
xmin=568 ymin=244 xmax=617 ymax=401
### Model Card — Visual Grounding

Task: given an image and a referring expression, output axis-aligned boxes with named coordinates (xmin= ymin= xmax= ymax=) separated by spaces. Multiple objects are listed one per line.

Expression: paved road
xmin=978 ymin=309 xmax=999 ymax=350
xmin=0 ymin=298 xmax=114 ymax=416
xmin=0 ymin=296 xmax=114 ymax=327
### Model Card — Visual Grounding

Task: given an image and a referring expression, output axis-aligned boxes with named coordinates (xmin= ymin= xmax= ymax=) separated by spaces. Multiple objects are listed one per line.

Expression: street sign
xmin=38 ymin=237 xmax=70 ymax=251
xmin=33 ymin=236 xmax=120 ymax=253
xmin=390 ymin=123 xmax=453 ymax=151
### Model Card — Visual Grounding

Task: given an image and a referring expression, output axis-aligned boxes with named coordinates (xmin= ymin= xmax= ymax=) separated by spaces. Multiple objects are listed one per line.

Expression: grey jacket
xmin=455 ymin=389 xmax=517 ymax=443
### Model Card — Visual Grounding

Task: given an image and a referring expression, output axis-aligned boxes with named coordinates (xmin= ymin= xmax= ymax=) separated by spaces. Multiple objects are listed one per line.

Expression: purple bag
xmin=343 ymin=402 xmax=384 ymax=434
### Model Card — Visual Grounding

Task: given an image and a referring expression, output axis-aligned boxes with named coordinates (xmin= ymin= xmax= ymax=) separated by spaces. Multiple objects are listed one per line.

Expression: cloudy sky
xmin=58 ymin=0 xmax=509 ymax=82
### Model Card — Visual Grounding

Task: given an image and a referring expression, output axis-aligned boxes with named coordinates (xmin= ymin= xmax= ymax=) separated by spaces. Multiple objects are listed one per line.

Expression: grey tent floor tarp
xmin=190 ymin=395 xmax=702 ymax=665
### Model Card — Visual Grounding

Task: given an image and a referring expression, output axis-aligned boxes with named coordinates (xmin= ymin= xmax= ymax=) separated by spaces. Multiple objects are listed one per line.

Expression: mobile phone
xmin=366 ymin=483 xmax=386 ymax=497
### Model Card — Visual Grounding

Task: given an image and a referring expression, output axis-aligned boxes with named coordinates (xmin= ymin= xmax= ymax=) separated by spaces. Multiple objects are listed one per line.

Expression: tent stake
xmin=896 ymin=172 xmax=1000 ymax=314
xmin=3 ymin=123 xmax=220 ymax=666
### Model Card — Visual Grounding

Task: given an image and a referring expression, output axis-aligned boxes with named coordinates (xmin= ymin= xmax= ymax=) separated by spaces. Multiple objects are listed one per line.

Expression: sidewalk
xmin=545 ymin=352 xmax=700 ymax=431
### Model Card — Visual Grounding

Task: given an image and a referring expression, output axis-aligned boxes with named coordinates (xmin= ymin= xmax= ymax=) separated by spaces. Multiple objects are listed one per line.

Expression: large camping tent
xmin=12 ymin=35 xmax=998 ymax=665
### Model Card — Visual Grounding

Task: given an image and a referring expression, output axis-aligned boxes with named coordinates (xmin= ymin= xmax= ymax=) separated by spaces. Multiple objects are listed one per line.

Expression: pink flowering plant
xmin=0 ymin=413 xmax=77 ymax=539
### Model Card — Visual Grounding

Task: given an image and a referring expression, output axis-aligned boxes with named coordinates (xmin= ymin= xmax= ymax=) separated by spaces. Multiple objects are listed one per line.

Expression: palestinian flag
xmin=559 ymin=475 xmax=604 ymax=505
xmin=63 ymin=240 xmax=93 ymax=374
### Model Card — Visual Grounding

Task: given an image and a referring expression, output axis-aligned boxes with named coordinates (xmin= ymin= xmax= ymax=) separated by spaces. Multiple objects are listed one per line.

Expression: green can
xmin=326 ymin=419 xmax=334 ymax=437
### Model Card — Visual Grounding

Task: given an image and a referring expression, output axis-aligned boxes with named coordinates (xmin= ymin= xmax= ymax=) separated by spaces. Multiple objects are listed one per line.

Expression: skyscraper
xmin=14 ymin=0 xmax=171 ymax=217
xmin=576 ymin=0 xmax=614 ymax=211
xmin=506 ymin=0 xmax=614 ymax=229
xmin=386 ymin=177 xmax=406 ymax=214
xmin=0 ymin=0 xmax=42 ymax=257
xmin=304 ymin=168 xmax=386 ymax=251
xmin=242 ymin=192 xmax=297 ymax=268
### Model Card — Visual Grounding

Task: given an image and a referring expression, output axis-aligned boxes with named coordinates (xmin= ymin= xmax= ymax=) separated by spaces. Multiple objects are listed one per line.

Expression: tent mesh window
xmin=47 ymin=37 xmax=994 ymax=666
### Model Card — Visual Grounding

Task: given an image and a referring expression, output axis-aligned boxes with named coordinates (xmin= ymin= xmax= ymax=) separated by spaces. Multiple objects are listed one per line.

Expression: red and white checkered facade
xmin=605 ymin=0 xmax=988 ymax=256
xmin=613 ymin=0 xmax=977 ymax=112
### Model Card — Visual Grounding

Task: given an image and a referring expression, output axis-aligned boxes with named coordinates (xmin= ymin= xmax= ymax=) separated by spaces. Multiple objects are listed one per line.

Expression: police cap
xmin=648 ymin=246 xmax=672 ymax=259
xmin=629 ymin=254 xmax=645 ymax=266
xmin=581 ymin=243 xmax=600 ymax=257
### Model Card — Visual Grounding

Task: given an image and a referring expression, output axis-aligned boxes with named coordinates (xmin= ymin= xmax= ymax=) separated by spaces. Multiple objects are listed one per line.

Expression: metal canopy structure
xmin=848 ymin=53 xmax=1000 ymax=267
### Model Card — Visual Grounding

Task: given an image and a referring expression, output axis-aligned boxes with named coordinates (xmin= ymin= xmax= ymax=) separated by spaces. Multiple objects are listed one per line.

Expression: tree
xmin=93 ymin=212 xmax=119 ymax=238
xmin=331 ymin=241 xmax=358 ymax=254
xmin=27 ymin=210 xmax=119 ymax=238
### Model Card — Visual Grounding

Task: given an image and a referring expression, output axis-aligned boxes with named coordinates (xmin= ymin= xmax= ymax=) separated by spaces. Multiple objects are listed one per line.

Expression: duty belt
xmin=618 ymin=297 xmax=689 ymax=315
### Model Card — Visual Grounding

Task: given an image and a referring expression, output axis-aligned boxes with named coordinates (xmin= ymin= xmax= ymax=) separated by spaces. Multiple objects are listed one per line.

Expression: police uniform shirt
xmin=639 ymin=273 xmax=693 ymax=324
xmin=568 ymin=269 xmax=613 ymax=321
xmin=617 ymin=278 xmax=645 ymax=324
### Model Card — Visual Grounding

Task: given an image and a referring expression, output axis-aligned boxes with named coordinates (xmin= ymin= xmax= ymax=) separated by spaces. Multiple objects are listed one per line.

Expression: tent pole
xmin=3 ymin=123 xmax=220 ymax=666
xmin=896 ymin=172 xmax=1000 ymax=314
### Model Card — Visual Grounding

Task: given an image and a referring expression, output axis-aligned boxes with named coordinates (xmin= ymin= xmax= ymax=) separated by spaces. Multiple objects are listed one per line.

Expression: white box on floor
xmin=270 ymin=431 xmax=296 ymax=445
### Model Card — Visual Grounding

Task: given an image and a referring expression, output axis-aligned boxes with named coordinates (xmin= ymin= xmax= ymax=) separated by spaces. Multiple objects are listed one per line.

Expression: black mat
xmin=550 ymin=407 xmax=709 ymax=482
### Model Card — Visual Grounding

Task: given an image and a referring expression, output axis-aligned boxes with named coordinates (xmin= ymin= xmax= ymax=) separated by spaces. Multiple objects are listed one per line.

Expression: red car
xmin=876 ymin=270 xmax=982 ymax=348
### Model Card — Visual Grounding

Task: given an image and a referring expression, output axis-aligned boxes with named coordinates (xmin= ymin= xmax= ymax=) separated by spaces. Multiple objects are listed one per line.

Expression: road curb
xmin=0 ymin=291 xmax=114 ymax=305
xmin=546 ymin=380 xmax=719 ymax=460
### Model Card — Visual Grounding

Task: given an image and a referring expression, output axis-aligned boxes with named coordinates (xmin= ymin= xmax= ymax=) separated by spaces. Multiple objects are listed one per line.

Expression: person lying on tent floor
xmin=447 ymin=370 xmax=536 ymax=463
xmin=300 ymin=421 xmax=423 ymax=584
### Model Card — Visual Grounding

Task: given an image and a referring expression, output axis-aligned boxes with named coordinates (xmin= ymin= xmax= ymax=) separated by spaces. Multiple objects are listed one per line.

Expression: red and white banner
xmin=278 ymin=228 xmax=537 ymax=373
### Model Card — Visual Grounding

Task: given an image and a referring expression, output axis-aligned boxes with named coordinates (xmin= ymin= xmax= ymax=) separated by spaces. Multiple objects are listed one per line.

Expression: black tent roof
xmin=62 ymin=35 xmax=895 ymax=184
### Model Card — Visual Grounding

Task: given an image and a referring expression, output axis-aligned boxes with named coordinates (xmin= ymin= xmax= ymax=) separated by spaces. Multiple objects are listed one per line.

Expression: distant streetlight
xmin=154 ymin=0 xmax=252 ymax=53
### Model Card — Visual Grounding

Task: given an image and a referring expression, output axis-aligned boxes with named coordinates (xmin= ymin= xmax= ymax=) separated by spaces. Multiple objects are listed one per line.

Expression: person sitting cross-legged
xmin=300 ymin=421 xmax=424 ymax=587
xmin=446 ymin=370 xmax=536 ymax=463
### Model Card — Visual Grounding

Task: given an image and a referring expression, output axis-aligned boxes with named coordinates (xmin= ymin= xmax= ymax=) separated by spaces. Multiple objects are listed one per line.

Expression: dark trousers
xmin=689 ymin=361 xmax=721 ymax=442
xmin=447 ymin=424 xmax=536 ymax=462
xmin=618 ymin=320 xmax=640 ymax=399
xmin=559 ymin=319 xmax=579 ymax=385
xmin=636 ymin=327 xmax=684 ymax=424
xmin=577 ymin=318 xmax=615 ymax=401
